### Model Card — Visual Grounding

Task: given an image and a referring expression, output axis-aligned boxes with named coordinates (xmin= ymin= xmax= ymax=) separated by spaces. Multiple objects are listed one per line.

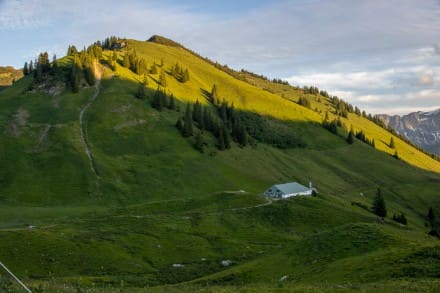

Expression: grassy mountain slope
xmin=0 ymin=37 xmax=439 ymax=291
xmin=114 ymin=39 xmax=440 ymax=173
xmin=0 ymin=66 xmax=23 ymax=89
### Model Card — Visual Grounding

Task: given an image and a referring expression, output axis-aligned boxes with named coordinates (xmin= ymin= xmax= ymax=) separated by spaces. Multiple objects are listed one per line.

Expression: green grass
xmin=0 ymin=38 xmax=439 ymax=291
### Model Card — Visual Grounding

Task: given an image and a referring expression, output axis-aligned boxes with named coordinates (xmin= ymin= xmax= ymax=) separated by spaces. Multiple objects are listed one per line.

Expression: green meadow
xmin=0 ymin=37 xmax=438 ymax=291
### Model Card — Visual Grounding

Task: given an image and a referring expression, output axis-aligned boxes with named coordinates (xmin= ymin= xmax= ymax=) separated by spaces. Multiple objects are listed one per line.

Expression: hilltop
xmin=0 ymin=36 xmax=439 ymax=291
xmin=0 ymin=66 xmax=23 ymax=88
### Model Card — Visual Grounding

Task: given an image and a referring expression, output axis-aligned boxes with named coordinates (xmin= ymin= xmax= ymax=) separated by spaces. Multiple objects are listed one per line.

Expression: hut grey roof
xmin=274 ymin=182 xmax=309 ymax=194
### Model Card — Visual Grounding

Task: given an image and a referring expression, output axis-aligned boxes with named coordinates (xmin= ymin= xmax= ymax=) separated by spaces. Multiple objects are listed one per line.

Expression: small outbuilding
xmin=264 ymin=182 xmax=314 ymax=199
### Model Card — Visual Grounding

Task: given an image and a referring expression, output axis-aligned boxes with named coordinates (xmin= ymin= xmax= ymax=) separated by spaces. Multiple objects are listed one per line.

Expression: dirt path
xmin=115 ymin=194 xmax=273 ymax=219
xmin=79 ymin=64 xmax=103 ymax=177
xmin=34 ymin=124 xmax=51 ymax=152
xmin=79 ymin=80 xmax=100 ymax=176
xmin=228 ymin=196 xmax=273 ymax=211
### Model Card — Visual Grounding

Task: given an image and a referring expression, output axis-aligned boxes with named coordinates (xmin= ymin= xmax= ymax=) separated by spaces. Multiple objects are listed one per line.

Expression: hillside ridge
xmin=0 ymin=36 xmax=439 ymax=291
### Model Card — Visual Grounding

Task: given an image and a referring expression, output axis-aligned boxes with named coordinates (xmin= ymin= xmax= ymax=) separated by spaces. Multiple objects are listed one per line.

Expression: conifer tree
xmin=203 ymin=108 xmax=211 ymax=130
xmin=194 ymin=131 xmax=204 ymax=153
xmin=211 ymin=84 xmax=218 ymax=105
xmin=223 ymin=125 xmax=231 ymax=149
xmin=239 ymin=126 xmax=248 ymax=146
xmin=123 ymin=53 xmax=130 ymax=68
xmin=390 ymin=137 xmax=395 ymax=149
xmin=372 ymin=188 xmax=387 ymax=218
xmin=168 ymin=94 xmax=176 ymax=110
xmin=218 ymin=127 xmax=225 ymax=150
xmin=159 ymin=70 xmax=167 ymax=87
xmin=67 ymin=45 xmax=78 ymax=56
xmin=193 ymin=100 xmax=202 ymax=123
xmin=84 ymin=56 xmax=96 ymax=86
xmin=428 ymin=207 xmax=436 ymax=228
xmin=176 ymin=117 xmax=183 ymax=132
xmin=29 ymin=60 xmax=34 ymax=73
xmin=220 ymin=101 xmax=228 ymax=121
xmin=152 ymin=88 xmax=164 ymax=110
xmin=136 ymin=83 xmax=146 ymax=99
xmin=70 ymin=54 xmax=82 ymax=93
xmin=112 ymin=51 xmax=118 ymax=62
xmin=51 ymin=54 xmax=59 ymax=75
xmin=182 ymin=69 xmax=190 ymax=82
xmin=150 ymin=63 xmax=158 ymax=74
xmin=347 ymin=130 xmax=355 ymax=144
xmin=183 ymin=104 xmax=193 ymax=137
xmin=23 ymin=62 xmax=29 ymax=76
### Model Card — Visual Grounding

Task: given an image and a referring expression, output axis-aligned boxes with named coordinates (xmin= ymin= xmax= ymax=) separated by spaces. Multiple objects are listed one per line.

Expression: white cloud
xmin=355 ymin=89 xmax=440 ymax=114
xmin=286 ymin=69 xmax=396 ymax=91
xmin=418 ymin=71 xmax=434 ymax=86
xmin=435 ymin=43 xmax=440 ymax=55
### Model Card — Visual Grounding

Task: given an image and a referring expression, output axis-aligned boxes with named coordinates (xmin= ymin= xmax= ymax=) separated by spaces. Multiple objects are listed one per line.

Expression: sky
xmin=1 ymin=0 xmax=439 ymax=115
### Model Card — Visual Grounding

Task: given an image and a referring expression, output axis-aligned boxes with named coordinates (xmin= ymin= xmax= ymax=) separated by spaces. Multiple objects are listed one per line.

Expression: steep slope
xmin=0 ymin=37 xmax=439 ymax=291
xmin=123 ymin=38 xmax=440 ymax=173
xmin=379 ymin=109 xmax=440 ymax=155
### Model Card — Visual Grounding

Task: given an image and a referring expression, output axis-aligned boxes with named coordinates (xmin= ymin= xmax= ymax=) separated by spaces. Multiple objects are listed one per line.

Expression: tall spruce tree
xmin=428 ymin=207 xmax=436 ymax=228
xmin=159 ymin=70 xmax=167 ymax=87
xmin=183 ymin=104 xmax=193 ymax=137
xmin=70 ymin=54 xmax=82 ymax=93
xmin=67 ymin=45 xmax=78 ymax=56
xmin=136 ymin=83 xmax=146 ymax=99
xmin=211 ymin=84 xmax=218 ymax=105
xmin=168 ymin=94 xmax=176 ymax=110
xmin=23 ymin=62 xmax=29 ymax=76
xmin=192 ymin=100 xmax=202 ymax=123
xmin=182 ymin=69 xmax=190 ymax=82
xmin=372 ymin=188 xmax=387 ymax=218
xmin=218 ymin=127 xmax=225 ymax=150
xmin=389 ymin=137 xmax=395 ymax=149
xmin=176 ymin=117 xmax=183 ymax=132
xmin=194 ymin=131 xmax=204 ymax=153
xmin=347 ymin=130 xmax=355 ymax=144
xmin=150 ymin=63 xmax=158 ymax=74
xmin=51 ymin=54 xmax=59 ymax=76
xmin=123 ymin=53 xmax=130 ymax=68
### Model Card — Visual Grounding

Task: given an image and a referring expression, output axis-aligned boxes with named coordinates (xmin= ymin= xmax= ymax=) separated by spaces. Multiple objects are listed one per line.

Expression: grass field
xmin=0 ymin=38 xmax=439 ymax=291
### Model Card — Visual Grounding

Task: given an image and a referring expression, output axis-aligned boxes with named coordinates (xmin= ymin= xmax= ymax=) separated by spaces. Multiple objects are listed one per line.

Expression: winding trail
xmin=79 ymin=67 xmax=102 ymax=177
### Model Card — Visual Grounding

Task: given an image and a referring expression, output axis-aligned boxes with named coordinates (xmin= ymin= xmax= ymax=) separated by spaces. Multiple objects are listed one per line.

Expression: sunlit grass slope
xmin=111 ymin=40 xmax=322 ymax=122
xmin=207 ymin=57 xmax=440 ymax=172
xmin=0 ymin=37 xmax=439 ymax=291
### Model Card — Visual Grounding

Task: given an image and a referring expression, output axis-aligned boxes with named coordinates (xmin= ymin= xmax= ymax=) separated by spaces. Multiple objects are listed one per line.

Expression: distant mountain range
xmin=378 ymin=109 xmax=440 ymax=155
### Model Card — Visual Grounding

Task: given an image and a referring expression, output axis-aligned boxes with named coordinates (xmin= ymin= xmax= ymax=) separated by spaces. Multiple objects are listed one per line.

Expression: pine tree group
xmin=171 ymin=62 xmax=190 ymax=83
xmin=121 ymin=49 xmax=148 ymax=75
xmin=392 ymin=213 xmax=407 ymax=225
